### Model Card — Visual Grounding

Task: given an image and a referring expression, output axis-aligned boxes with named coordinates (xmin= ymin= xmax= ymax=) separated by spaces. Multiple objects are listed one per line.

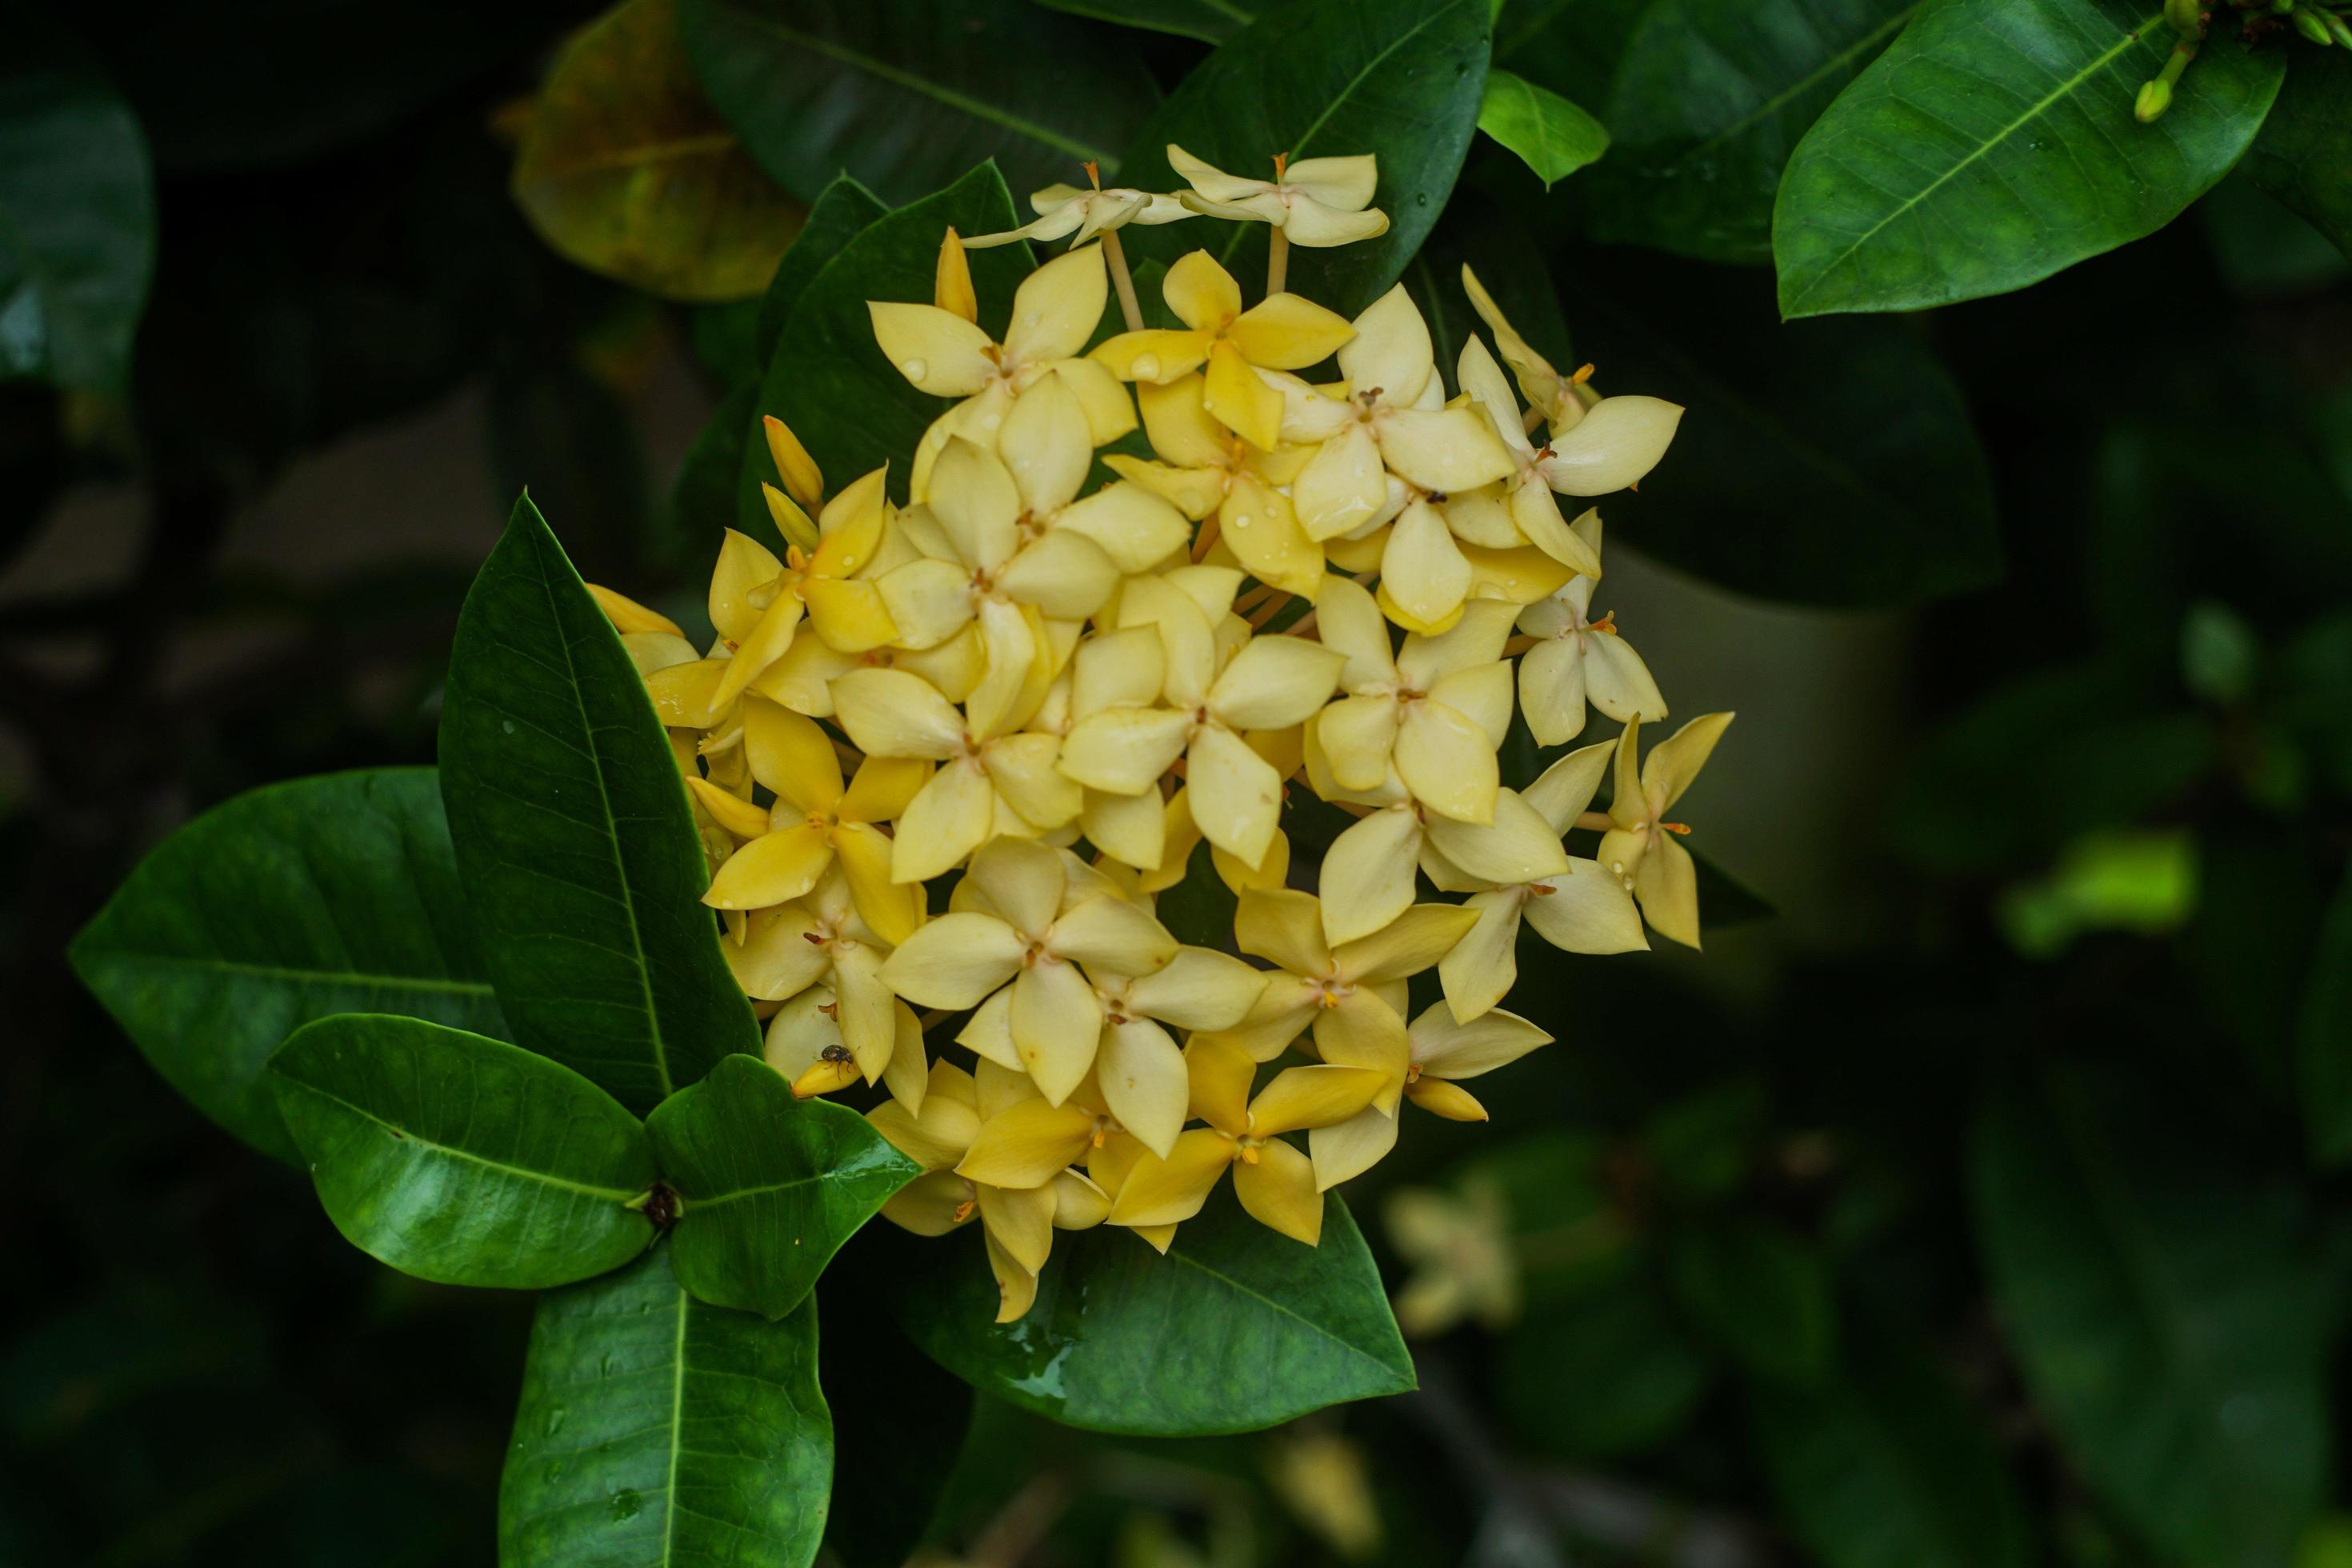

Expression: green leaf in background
xmin=1666 ymin=1217 xmax=1836 ymax=1384
xmin=1496 ymin=1274 xmax=1712 ymax=1460
xmin=752 ymin=174 xmax=890 ymax=370
xmin=1586 ymin=0 xmax=1920 ymax=263
xmin=511 ymin=0 xmax=806 ymax=303
xmin=1750 ymin=1316 xmax=2032 ymax=1568
xmin=1494 ymin=0 xmax=1656 ymax=113
xmin=2298 ymin=870 xmax=2352 ymax=1164
xmin=1562 ymin=255 xmax=1999 ymax=606
xmin=678 ymin=0 xmax=1159 ymax=208
xmin=671 ymin=381 xmax=760 ymax=569
xmin=1972 ymin=1067 xmax=2332 ymax=1566
xmin=815 ymin=1250 xmax=975 ymax=1568
xmin=486 ymin=360 xmax=654 ymax=582
xmin=440 ymin=494 xmax=762 ymax=1114
xmin=1478 ymin=68 xmax=1610 ymax=190
xmin=0 ymin=17 xmax=155 ymax=391
xmin=735 ymin=163 xmax=1030 ymax=523
xmin=1774 ymin=0 xmax=2286 ymax=318
xmin=70 ymin=768 xmax=504 ymax=1165
xmin=895 ymin=1188 xmax=1414 ymax=1435
xmin=269 ymin=1014 xmax=656 ymax=1290
xmin=1035 ymin=0 xmax=1258 ymax=43
xmin=2246 ymin=50 xmax=2352 ymax=262
xmin=501 ymin=1245 xmax=830 ymax=1568
xmin=1402 ymin=193 xmax=1574 ymax=395
xmin=646 ymin=1055 xmax=922 ymax=1320
xmin=1114 ymin=0 xmax=1492 ymax=317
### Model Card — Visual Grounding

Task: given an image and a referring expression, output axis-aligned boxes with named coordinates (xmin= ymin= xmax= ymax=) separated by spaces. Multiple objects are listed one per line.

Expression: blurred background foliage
xmin=4 ymin=0 xmax=2352 ymax=1565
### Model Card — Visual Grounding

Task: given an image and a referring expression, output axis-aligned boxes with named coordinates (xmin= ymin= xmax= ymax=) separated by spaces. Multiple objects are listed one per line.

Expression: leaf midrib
xmin=1166 ymin=1243 xmax=1412 ymax=1386
xmin=1658 ymin=3 xmax=1922 ymax=167
xmin=1782 ymin=8 xmax=2162 ymax=312
xmin=278 ymin=1077 xmax=643 ymax=1202
xmin=83 ymin=949 xmax=497 ymax=998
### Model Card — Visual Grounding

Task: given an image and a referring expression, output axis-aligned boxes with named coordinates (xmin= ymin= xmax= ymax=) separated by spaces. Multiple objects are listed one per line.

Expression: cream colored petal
xmin=1338 ymin=285 xmax=1432 ymax=407
xmin=1233 ymin=886 xmax=1332 ymax=975
xmin=1208 ymin=977 xmax=1322 ymax=1062
xmin=1010 ymin=958 xmax=1106 ymax=1103
xmin=1232 ymin=1136 xmax=1322 ymax=1244
xmin=1082 ymin=786 xmax=1166 ymax=871
xmin=1278 ymin=198 xmax=1390 ymax=247
xmin=1318 ymin=807 xmax=1422 ymax=946
xmin=1646 ymin=711 xmax=1735 ymax=814
xmin=1394 ymin=699 xmax=1499 ymax=825
xmin=1048 ymin=894 xmax=1178 ymax=975
xmin=1050 ymin=708 xmax=1189 ymax=800
xmin=1437 ymin=890 xmax=1521 ymax=1023
xmin=966 ymin=834 xmax=1066 ymax=936
xmin=1282 ymin=154 xmax=1378 ymax=211
xmin=877 ymin=558 xmax=977 ymax=651
xmin=1107 ymin=1127 xmax=1234 ymax=1227
xmin=1380 ymin=499 xmax=1472 ymax=630
xmin=1206 ymin=634 xmax=1346 ymax=731
xmin=830 ymin=668 xmax=966 ymax=759
xmin=726 ymin=906 xmax=829 ymax=1000
xmin=1053 ymin=482 xmax=1191 ymax=575
xmin=982 ymin=731 xmax=1084 ymax=830
xmin=1524 ymin=739 xmax=1614 ymax=835
xmin=1311 ymin=695 xmax=1402 ymax=797
xmin=955 ymin=986 xmax=1022 ymax=1071
xmin=1309 ymin=1106 xmax=1398 ymax=1191
xmin=1378 ymin=404 xmax=1518 ymax=494
xmin=1216 ymin=476 xmax=1323 ymax=598
xmin=958 ymin=1098 xmax=1097 ymax=1189
xmin=1115 ymin=574 xmax=1218 ymax=709
xmin=867 ymin=1078 xmax=979 ymax=1170
xmin=1338 ymin=902 xmax=1482 ymax=983
xmin=1525 ymin=858 xmax=1650 ymax=954
xmin=1097 ymin=1018 xmax=1189 ymax=1159
xmin=1632 ymin=833 xmax=1702 ymax=950
xmin=832 ymin=941 xmax=898 ymax=1082
xmin=1454 ymin=334 xmax=1535 ymax=458
xmin=928 ymin=435 xmax=1022 ymax=571
xmin=1050 ymin=1166 xmax=1113 ymax=1229
xmin=882 ymin=1001 xmax=928 ymax=1113
xmin=999 ymin=370 xmax=1094 ymax=518
xmin=1122 ymin=946 xmax=1268 ymax=1031
xmin=965 ymin=595 xmax=1042 ymax=741
xmin=877 ymin=910 xmax=1025 ymax=1007
xmin=1519 ymin=635 xmax=1587 ymax=747
xmin=1411 ymin=1002 xmax=1552 ymax=1080
xmin=1004 ymin=242 xmax=1108 ymax=366
xmin=882 ymin=1169 xmax=976 ymax=1236
xmin=1185 ymin=722 xmax=1286 ymax=869
xmin=1506 ymin=478 xmax=1602 ymax=577
xmin=1292 ymin=422 xmax=1388 ymax=542
xmin=1050 ymin=355 xmax=1138 ymax=448
xmin=1582 ymin=630 xmax=1668 ymax=725
xmin=1071 ymin=625 xmax=1167 ymax=718
xmin=1538 ymin=394 xmax=1683 ymax=495
xmin=1424 ymin=788 xmax=1570 ymax=886
xmin=890 ymin=758 xmax=995 ymax=882
xmin=1397 ymin=597 xmax=1518 ymax=686
xmin=622 ymin=630 xmax=699 ymax=678
xmin=868 ymin=301 xmax=997 ymax=396
xmin=1427 ymin=662 xmax=1514 ymax=750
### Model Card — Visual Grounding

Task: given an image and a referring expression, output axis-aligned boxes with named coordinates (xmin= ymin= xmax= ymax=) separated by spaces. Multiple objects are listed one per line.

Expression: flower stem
xmin=1102 ymin=228 xmax=1145 ymax=333
xmin=1266 ymin=227 xmax=1290 ymax=297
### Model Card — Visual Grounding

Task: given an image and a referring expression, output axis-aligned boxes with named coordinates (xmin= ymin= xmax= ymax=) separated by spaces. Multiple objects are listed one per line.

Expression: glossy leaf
xmin=2246 ymin=50 xmax=2352 ymax=262
xmin=678 ymin=0 xmax=1159 ymax=206
xmin=1973 ymin=1067 xmax=2331 ymax=1566
xmin=70 ymin=768 xmax=505 ymax=1165
xmin=1665 ymin=1218 xmax=1836 ymax=1385
xmin=1114 ymin=0 xmax=1492 ymax=317
xmin=1563 ymin=254 xmax=1998 ymax=606
xmin=1478 ymin=68 xmax=1610 ymax=190
xmin=647 ymin=1055 xmax=922 ymax=1320
xmin=441 ymin=494 xmax=762 ymax=1114
xmin=735 ymin=163 xmax=1031 ymax=523
xmin=501 ymin=1245 xmax=830 ymax=1568
xmin=895 ymin=1186 xmax=1414 ymax=1435
xmin=512 ymin=0 xmax=805 ymax=302
xmin=1750 ymin=1317 xmax=2032 ymax=1568
xmin=1035 ymin=0 xmax=1258 ymax=42
xmin=270 ymin=1014 xmax=656 ymax=1289
xmin=1493 ymin=0 xmax=1657 ymax=112
xmin=1586 ymin=0 xmax=1920 ymax=263
xmin=0 ymin=18 xmax=154 ymax=391
xmin=2298 ymin=872 xmax=2352 ymax=1164
xmin=1774 ymin=0 xmax=2286 ymax=317
xmin=752 ymin=174 xmax=889 ymax=370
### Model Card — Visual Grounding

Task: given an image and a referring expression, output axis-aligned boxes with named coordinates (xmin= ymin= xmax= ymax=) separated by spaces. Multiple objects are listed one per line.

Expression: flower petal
xmin=1437 ymin=890 xmax=1521 ymax=1024
xmin=1097 ymin=1018 xmax=1189 ymax=1159
xmin=1232 ymin=1136 xmax=1322 ymax=1244
xmin=1337 ymin=902 xmax=1481 ymax=983
xmin=1410 ymin=1002 xmax=1552 ymax=1080
xmin=868 ymin=302 xmax=997 ymax=396
xmin=1010 ymin=958 xmax=1106 ymax=1103
xmin=1248 ymin=1062 xmax=1389 ymax=1135
xmin=1106 ymin=1127 xmax=1234 ymax=1227
xmin=1003 ymin=242 xmax=1107 ymax=366
xmin=703 ymin=822 xmax=834 ymax=910
xmin=1318 ymin=807 xmax=1422 ymax=946
xmin=1308 ymin=1106 xmax=1398 ymax=1191
xmin=958 ymin=1098 xmax=1098 ymax=1189
xmin=1185 ymin=722 xmax=1285 ymax=869
xmin=877 ymin=910 xmax=1024 ymax=1007
xmin=1122 ymin=946 xmax=1268 ymax=1032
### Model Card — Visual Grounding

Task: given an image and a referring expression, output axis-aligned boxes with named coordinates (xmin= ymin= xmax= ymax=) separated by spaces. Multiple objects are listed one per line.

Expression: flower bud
xmin=2135 ymin=78 xmax=2174 ymax=122
xmin=2163 ymin=0 xmax=2201 ymax=31
xmin=2294 ymin=8 xmax=2334 ymax=42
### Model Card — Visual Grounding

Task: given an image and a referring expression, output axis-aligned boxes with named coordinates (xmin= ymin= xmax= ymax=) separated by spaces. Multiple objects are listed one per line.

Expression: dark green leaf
xmin=501 ymin=1245 xmax=830 ymax=1568
xmin=1586 ymin=0 xmax=1919 ymax=263
xmin=2246 ymin=50 xmax=2352 ymax=260
xmin=1494 ymin=0 xmax=1656 ymax=111
xmin=1750 ymin=1316 xmax=2031 ymax=1568
xmin=70 ymin=768 xmax=504 ymax=1165
xmin=1152 ymin=838 xmax=1241 ymax=953
xmin=678 ymin=0 xmax=1159 ymax=206
xmin=1496 ymin=1274 xmax=1710 ymax=1459
xmin=486 ymin=362 xmax=652 ymax=582
xmin=735 ymin=164 xmax=1031 ymax=526
xmin=647 ymin=1055 xmax=922 ymax=1320
xmin=1114 ymin=0 xmax=1492 ymax=317
xmin=670 ymin=381 xmax=760 ymax=573
xmin=1035 ymin=0 xmax=1258 ymax=42
xmin=269 ymin=1014 xmax=656 ymax=1289
xmin=894 ymin=1186 xmax=1414 ymax=1435
xmin=1642 ymin=1077 xmax=1768 ymax=1200
xmin=2200 ymin=171 xmax=2349 ymax=294
xmin=753 ymin=174 xmax=890 ymax=370
xmin=1972 ymin=1067 xmax=2331 ymax=1566
xmin=1774 ymin=0 xmax=2286 ymax=317
xmin=510 ymin=0 xmax=805 ymax=303
xmin=1666 ymin=1217 xmax=1836 ymax=1384
xmin=440 ymin=494 xmax=762 ymax=1114
xmin=1478 ymin=68 xmax=1610 ymax=189
xmin=2299 ymin=871 xmax=2352 ymax=1164
xmin=0 ymin=18 xmax=155 ymax=391
xmin=1563 ymin=254 xmax=1999 ymax=606
xmin=1692 ymin=848 xmax=1777 ymax=929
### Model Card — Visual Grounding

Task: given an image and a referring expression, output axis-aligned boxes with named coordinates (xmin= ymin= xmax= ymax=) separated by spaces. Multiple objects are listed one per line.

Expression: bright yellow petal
xmin=838 ymin=754 xmax=930 ymax=825
xmin=586 ymin=582 xmax=682 ymax=638
xmin=709 ymin=528 xmax=783 ymax=644
xmin=978 ymin=1181 xmax=1058 ymax=1274
xmin=1634 ymin=832 xmax=1703 ymax=950
xmin=1096 ymin=1018 xmax=1189 ymax=1160
xmin=1229 ymin=294 xmax=1357 ymax=370
xmin=1003 ymin=242 xmax=1107 ymax=366
xmin=891 ymin=758 xmax=996 ymax=882
xmin=1291 ymin=422 xmax=1387 ymax=542
xmin=1232 ymin=1135 xmax=1323 ymax=1244
xmin=985 ymin=1229 xmax=1040 ymax=1322
xmin=1204 ymin=339 xmax=1282 ymax=452
xmin=1185 ymin=1032 xmax=1258 ymax=1136
xmin=742 ymin=698 xmax=843 ymax=813
xmin=1233 ymin=886 xmax=1333 ymax=975
xmin=868 ymin=301 xmax=997 ymax=396
xmin=803 ymin=576 xmax=898 ymax=655
xmin=957 ymin=1098 xmax=1098 ymax=1189
xmin=1646 ymin=711 xmax=1736 ymax=815
xmin=684 ymin=774 xmax=772 ymax=840
xmin=1248 ymin=1062 xmax=1389 ymax=1136
xmin=702 ymin=822 xmax=833 ymax=910
xmin=834 ymin=822 xmax=922 ymax=946
xmin=1106 ymin=1127 xmax=1234 ymax=1227
xmin=982 ymin=731 xmax=1085 ymax=830
xmin=1216 ymin=475 xmax=1322 ymax=598
xmin=1093 ymin=326 xmax=1212 ymax=385
xmin=1162 ymin=248 xmax=1243 ymax=332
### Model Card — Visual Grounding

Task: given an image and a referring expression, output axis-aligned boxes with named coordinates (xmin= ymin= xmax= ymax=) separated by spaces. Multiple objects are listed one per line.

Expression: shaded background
xmin=6 ymin=2 xmax=2352 ymax=1565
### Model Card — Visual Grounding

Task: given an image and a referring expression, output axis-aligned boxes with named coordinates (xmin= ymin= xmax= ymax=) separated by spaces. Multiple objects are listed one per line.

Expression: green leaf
xmin=511 ymin=0 xmax=805 ymax=303
xmin=440 ymin=493 xmax=762 ymax=1114
xmin=269 ymin=1014 xmax=656 ymax=1289
xmin=894 ymin=1187 xmax=1414 ymax=1435
xmin=1972 ymin=1067 xmax=2331 ymax=1566
xmin=1585 ymin=0 xmax=1920 ymax=263
xmin=0 ymin=18 xmax=155 ymax=391
xmin=1478 ymin=68 xmax=1610 ymax=188
xmin=1493 ymin=0 xmax=1655 ymax=112
xmin=647 ymin=1055 xmax=922 ymax=1320
xmin=1774 ymin=0 xmax=2286 ymax=317
xmin=2246 ymin=50 xmax=2352 ymax=261
xmin=70 ymin=768 xmax=504 ymax=1165
xmin=1665 ymin=1217 xmax=1836 ymax=1384
xmin=1114 ymin=0 xmax=1493 ymax=317
xmin=734 ymin=164 xmax=1031 ymax=527
xmin=670 ymin=380 xmax=760 ymax=572
xmin=1750 ymin=1316 xmax=2032 ymax=1568
xmin=501 ymin=1245 xmax=830 ymax=1568
xmin=678 ymin=0 xmax=1159 ymax=206
xmin=753 ymin=174 xmax=890 ymax=370
xmin=2298 ymin=871 xmax=2352 ymax=1164
xmin=1034 ymin=0 xmax=1258 ymax=43
xmin=1496 ymin=1274 xmax=1711 ymax=1459
xmin=1562 ymin=255 xmax=1998 ymax=606
xmin=1402 ymin=190 xmax=1574 ymax=395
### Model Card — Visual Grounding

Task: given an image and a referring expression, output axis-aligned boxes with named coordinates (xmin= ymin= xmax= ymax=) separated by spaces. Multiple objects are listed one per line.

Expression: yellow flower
xmin=1598 ymin=713 xmax=1736 ymax=950
xmin=763 ymin=982 xmax=929 ymax=1113
xmin=702 ymin=470 xmax=899 ymax=712
xmin=757 ymin=414 xmax=824 ymax=551
xmin=966 ymin=178 xmax=1194 ymax=248
xmin=1167 ymin=145 xmax=1390 ymax=249
xmin=719 ymin=866 xmax=900 ymax=1087
xmin=1091 ymin=250 xmax=1354 ymax=451
xmin=1316 ymin=782 xmax=1570 ymax=947
xmin=1454 ymin=335 xmax=1602 ymax=578
xmin=1106 ymin=372 xmax=1329 ymax=596
xmin=1107 ymin=1034 xmax=1389 ymax=1244
xmin=690 ymin=698 xmax=927 ymax=943
xmin=1514 ymin=511 xmax=1665 ymax=746
xmin=872 ymin=241 xmax=1107 ymax=402
xmin=1385 ymin=1178 xmax=1519 ymax=1336
xmin=876 ymin=837 xmax=1178 ymax=1103
xmin=1305 ymin=578 xmax=1515 ymax=826
xmin=1434 ymin=742 xmax=1647 ymax=1023
xmin=1310 ymin=1004 xmax=1554 ymax=1188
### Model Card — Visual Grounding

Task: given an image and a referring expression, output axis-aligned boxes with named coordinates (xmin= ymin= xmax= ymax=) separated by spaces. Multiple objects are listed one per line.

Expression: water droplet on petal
xmin=1231 ymin=513 xmax=1253 ymax=530
xmin=1022 ymin=311 xmax=1041 ymax=328
xmin=1133 ymin=354 xmax=1162 ymax=381
xmin=901 ymin=358 xmax=929 ymax=381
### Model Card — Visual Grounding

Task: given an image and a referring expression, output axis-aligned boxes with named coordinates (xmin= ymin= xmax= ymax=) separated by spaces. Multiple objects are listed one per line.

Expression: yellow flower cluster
xmin=592 ymin=150 xmax=1734 ymax=1322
